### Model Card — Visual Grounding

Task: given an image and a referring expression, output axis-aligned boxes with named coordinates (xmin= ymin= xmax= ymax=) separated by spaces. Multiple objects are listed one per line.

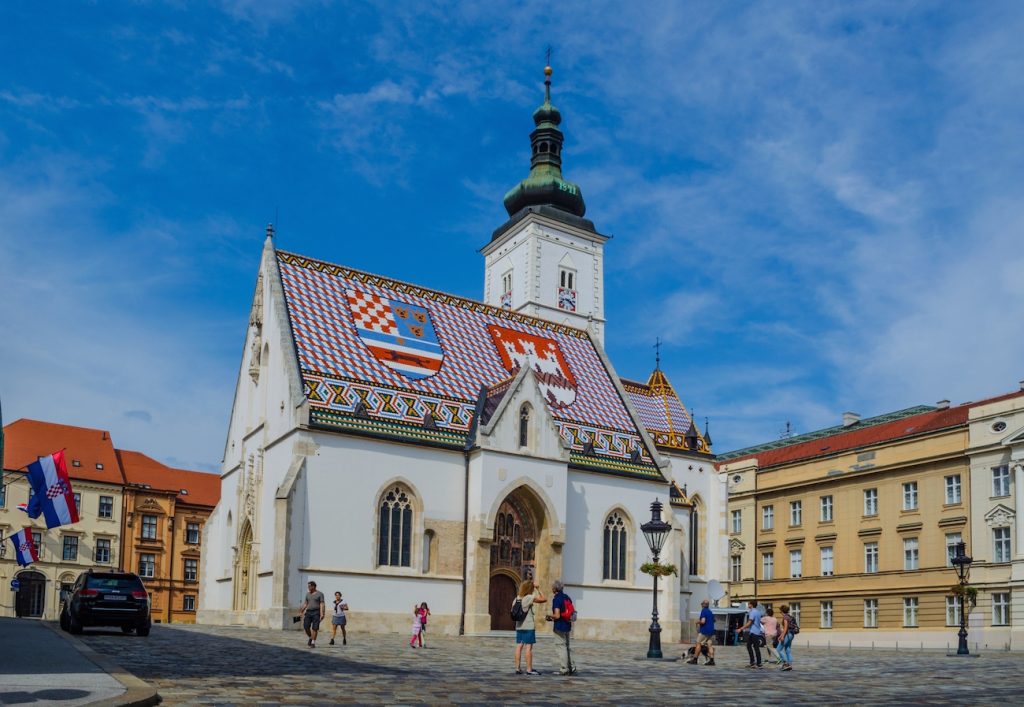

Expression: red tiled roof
xmin=726 ymin=388 xmax=1024 ymax=470
xmin=116 ymin=450 xmax=220 ymax=507
xmin=2 ymin=419 xmax=126 ymax=484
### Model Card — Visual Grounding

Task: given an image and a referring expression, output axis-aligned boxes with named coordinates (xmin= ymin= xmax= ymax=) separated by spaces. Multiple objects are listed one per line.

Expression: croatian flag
xmin=25 ymin=450 xmax=79 ymax=529
xmin=9 ymin=527 xmax=39 ymax=567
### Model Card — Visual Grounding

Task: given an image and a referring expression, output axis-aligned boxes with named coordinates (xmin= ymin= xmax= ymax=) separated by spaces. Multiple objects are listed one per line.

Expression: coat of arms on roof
xmin=487 ymin=324 xmax=577 ymax=409
xmin=346 ymin=289 xmax=444 ymax=381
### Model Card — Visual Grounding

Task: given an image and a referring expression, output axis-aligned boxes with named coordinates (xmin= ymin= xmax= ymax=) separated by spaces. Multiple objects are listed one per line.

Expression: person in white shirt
xmin=513 ymin=578 xmax=547 ymax=675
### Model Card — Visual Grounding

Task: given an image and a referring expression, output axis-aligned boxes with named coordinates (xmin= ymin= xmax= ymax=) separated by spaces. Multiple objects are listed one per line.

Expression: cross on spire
xmin=654 ymin=337 xmax=662 ymax=370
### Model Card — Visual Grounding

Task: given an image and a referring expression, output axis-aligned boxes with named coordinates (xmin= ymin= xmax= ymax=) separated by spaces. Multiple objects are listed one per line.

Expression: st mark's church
xmin=198 ymin=67 xmax=726 ymax=641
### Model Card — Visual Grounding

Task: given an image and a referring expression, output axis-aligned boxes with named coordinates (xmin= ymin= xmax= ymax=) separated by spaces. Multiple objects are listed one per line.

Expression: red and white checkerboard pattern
xmin=346 ymin=289 xmax=398 ymax=334
xmin=277 ymin=253 xmax=648 ymax=455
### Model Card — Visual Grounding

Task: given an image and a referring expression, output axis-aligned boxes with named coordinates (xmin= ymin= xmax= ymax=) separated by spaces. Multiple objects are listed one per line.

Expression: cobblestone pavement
xmin=78 ymin=623 xmax=1024 ymax=705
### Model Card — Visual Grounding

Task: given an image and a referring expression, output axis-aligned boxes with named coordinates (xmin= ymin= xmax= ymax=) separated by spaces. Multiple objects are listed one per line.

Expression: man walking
xmin=690 ymin=599 xmax=716 ymax=665
xmin=299 ymin=580 xmax=326 ymax=648
xmin=740 ymin=600 xmax=765 ymax=668
xmin=546 ymin=579 xmax=576 ymax=675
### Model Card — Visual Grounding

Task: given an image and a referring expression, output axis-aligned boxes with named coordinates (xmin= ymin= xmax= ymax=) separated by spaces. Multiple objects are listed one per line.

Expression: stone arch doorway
xmin=15 ymin=570 xmax=46 ymax=618
xmin=488 ymin=491 xmax=540 ymax=630
xmin=233 ymin=520 xmax=254 ymax=612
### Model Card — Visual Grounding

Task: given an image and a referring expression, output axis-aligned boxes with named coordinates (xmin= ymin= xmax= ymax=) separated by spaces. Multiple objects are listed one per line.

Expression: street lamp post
xmin=952 ymin=541 xmax=973 ymax=656
xmin=640 ymin=499 xmax=671 ymax=659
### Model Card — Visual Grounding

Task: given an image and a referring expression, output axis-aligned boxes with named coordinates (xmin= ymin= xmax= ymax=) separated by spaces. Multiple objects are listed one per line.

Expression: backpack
xmin=510 ymin=598 xmax=528 ymax=623
xmin=788 ymin=614 xmax=800 ymax=635
xmin=561 ymin=595 xmax=578 ymax=622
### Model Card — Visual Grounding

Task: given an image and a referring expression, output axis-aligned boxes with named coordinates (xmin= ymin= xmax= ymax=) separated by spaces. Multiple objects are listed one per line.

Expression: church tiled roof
xmin=277 ymin=251 xmax=662 ymax=479
xmin=621 ymin=369 xmax=711 ymax=454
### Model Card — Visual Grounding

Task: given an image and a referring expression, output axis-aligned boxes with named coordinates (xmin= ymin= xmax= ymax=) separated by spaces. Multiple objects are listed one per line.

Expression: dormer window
xmin=557 ymin=267 xmax=577 ymax=312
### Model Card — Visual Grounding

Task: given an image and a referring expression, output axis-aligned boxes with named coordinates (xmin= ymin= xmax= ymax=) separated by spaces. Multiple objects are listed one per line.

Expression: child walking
xmin=409 ymin=602 xmax=428 ymax=648
xmin=418 ymin=602 xmax=431 ymax=647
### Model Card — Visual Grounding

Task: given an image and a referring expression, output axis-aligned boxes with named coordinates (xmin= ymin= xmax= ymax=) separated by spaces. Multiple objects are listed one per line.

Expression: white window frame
xmin=730 ymin=554 xmax=742 ymax=583
xmin=993 ymin=592 xmax=1010 ymax=625
xmin=904 ymin=537 xmax=919 ymax=571
xmin=184 ymin=558 xmax=198 ymax=582
xmin=993 ymin=465 xmax=1010 ymax=497
xmin=183 ymin=595 xmax=196 ymax=612
xmin=864 ymin=488 xmax=878 ymax=516
xmin=820 ymin=546 xmax=834 ymax=576
xmin=139 ymin=553 xmax=156 ymax=579
xmin=762 ymin=552 xmax=775 ymax=581
xmin=864 ymin=542 xmax=879 ymax=573
xmin=790 ymin=500 xmax=802 ymax=527
xmin=731 ymin=509 xmax=742 ymax=534
xmin=820 ymin=495 xmax=833 ymax=522
xmin=902 ymin=481 xmax=918 ymax=511
xmin=946 ymin=595 xmax=961 ymax=627
xmin=820 ymin=601 xmax=833 ymax=629
xmin=98 ymin=495 xmax=114 ymax=519
xmin=903 ymin=597 xmax=919 ymax=627
xmin=944 ymin=475 xmax=961 ymax=505
xmin=94 ymin=538 xmax=111 ymax=564
xmin=141 ymin=514 xmax=158 ymax=540
xmin=864 ymin=598 xmax=878 ymax=628
xmin=994 ymin=527 xmax=1011 ymax=563
xmin=945 ymin=532 xmax=963 ymax=567
xmin=762 ymin=505 xmax=774 ymax=531
xmin=789 ymin=549 xmax=802 ymax=578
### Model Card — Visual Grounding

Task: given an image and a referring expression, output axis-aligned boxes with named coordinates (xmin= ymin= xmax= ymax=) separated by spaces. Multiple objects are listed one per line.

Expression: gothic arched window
xmin=603 ymin=512 xmax=628 ymax=581
xmin=378 ymin=486 xmax=413 ymax=567
xmin=519 ymin=404 xmax=531 ymax=448
xmin=689 ymin=506 xmax=700 ymax=576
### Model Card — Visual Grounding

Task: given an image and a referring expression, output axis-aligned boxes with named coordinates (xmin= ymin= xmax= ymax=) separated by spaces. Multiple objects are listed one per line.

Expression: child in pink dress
xmin=409 ymin=604 xmax=426 ymax=648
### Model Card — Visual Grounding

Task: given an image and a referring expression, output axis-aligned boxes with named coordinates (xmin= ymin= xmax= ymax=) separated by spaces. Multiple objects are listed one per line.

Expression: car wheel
xmin=136 ymin=621 xmax=151 ymax=637
xmin=121 ymin=625 xmax=135 ymax=634
xmin=59 ymin=610 xmax=70 ymax=632
xmin=68 ymin=614 xmax=83 ymax=635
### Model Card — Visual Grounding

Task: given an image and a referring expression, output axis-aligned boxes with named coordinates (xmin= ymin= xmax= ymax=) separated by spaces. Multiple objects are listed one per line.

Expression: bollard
xmin=896 ymin=640 xmax=899 ymax=652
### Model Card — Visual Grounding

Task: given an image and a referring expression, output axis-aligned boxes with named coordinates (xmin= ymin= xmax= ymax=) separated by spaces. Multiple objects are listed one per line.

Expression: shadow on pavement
xmin=0 ymin=689 xmax=91 ymax=704
xmin=79 ymin=625 xmax=410 ymax=681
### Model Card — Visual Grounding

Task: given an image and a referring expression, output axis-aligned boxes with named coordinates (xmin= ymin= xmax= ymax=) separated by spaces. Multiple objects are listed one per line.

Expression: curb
xmin=42 ymin=622 xmax=161 ymax=707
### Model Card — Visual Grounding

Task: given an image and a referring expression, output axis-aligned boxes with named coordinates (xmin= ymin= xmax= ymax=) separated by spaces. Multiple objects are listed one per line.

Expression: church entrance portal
xmin=488 ymin=493 xmax=538 ymax=630
xmin=15 ymin=571 xmax=46 ymax=618
xmin=233 ymin=521 xmax=254 ymax=612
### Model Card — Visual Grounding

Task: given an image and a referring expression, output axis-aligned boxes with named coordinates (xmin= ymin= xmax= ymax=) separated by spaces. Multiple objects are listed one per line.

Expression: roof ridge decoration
xmin=620 ymin=368 xmax=711 ymax=454
xmin=716 ymin=404 xmax=937 ymax=461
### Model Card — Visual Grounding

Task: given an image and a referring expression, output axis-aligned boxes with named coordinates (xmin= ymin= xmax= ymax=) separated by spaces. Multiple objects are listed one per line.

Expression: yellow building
xmin=118 ymin=450 xmax=219 ymax=624
xmin=719 ymin=387 xmax=1024 ymax=650
xmin=0 ymin=420 xmax=127 ymax=620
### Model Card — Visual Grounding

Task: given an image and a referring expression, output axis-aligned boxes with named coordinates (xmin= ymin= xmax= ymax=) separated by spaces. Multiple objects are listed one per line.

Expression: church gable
xmin=622 ymin=368 xmax=711 ymax=455
xmin=277 ymin=250 xmax=661 ymax=479
xmin=477 ymin=365 xmax=571 ymax=461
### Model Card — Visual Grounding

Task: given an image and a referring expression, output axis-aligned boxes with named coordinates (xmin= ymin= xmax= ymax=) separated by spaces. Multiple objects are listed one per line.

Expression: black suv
xmin=60 ymin=570 xmax=152 ymax=636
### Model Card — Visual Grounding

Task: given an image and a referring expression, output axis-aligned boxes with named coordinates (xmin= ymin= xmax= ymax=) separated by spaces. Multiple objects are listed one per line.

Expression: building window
xmin=902 ymin=481 xmax=918 ymax=511
xmin=32 ymin=531 xmax=43 ymax=559
xmin=184 ymin=558 xmax=198 ymax=582
xmin=518 ymin=404 xmax=530 ymax=448
xmin=557 ymin=268 xmax=577 ymax=312
xmin=62 ymin=536 xmax=79 ymax=561
xmin=946 ymin=596 xmax=961 ymax=627
xmin=904 ymin=538 xmax=919 ymax=570
xmin=762 ymin=552 xmax=775 ymax=581
xmin=820 ymin=601 xmax=833 ymax=629
xmin=864 ymin=598 xmax=878 ymax=628
xmin=864 ymin=542 xmax=879 ymax=573
xmin=730 ymin=555 xmax=742 ymax=582
xmin=186 ymin=522 xmax=201 ymax=545
xmin=945 ymin=533 xmax=963 ymax=567
xmin=183 ymin=595 xmax=196 ymax=612
xmin=0 ymin=483 xmax=5 ymax=508
xmin=864 ymin=488 xmax=878 ymax=516
xmin=945 ymin=475 xmax=961 ymax=504
xmin=993 ymin=465 xmax=1010 ymax=497
xmin=790 ymin=500 xmax=802 ymax=527
xmin=139 ymin=554 xmax=156 ymax=579
xmin=820 ymin=495 xmax=833 ymax=522
xmin=903 ymin=597 xmax=919 ymax=627
xmin=602 ymin=512 xmax=627 ymax=581
xmin=762 ymin=505 xmax=774 ymax=531
xmin=141 ymin=515 xmax=158 ymax=540
xmin=99 ymin=496 xmax=113 ymax=519
xmin=73 ymin=493 xmax=81 ymax=516
xmin=689 ymin=507 xmax=700 ymax=576
xmin=731 ymin=510 xmax=742 ymax=534
xmin=993 ymin=592 xmax=1010 ymax=625
xmin=994 ymin=527 xmax=1011 ymax=563
xmin=790 ymin=549 xmax=802 ymax=578
xmin=820 ymin=546 xmax=834 ymax=576
xmin=95 ymin=538 xmax=111 ymax=564
xmin=378 ymin=485 xmax=413 ymax=567
xmin=500 ymin=271 xmax=513 ymax=309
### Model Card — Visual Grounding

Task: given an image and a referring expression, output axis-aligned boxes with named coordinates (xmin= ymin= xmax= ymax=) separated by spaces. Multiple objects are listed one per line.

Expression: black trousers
xmin=746 ymin=633 xmax=764 ymax=665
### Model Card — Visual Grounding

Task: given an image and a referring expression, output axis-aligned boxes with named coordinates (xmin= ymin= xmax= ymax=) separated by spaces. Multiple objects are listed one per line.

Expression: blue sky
xmin=2 ymin=1 xmax=1022 ymax=472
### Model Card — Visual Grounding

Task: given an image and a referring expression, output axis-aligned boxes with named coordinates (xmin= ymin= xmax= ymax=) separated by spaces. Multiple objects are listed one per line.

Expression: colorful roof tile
xmin=621 ymin=369 xmax=711 ymax=454
xmin=277 ymin=251 xmax=661 ymax=478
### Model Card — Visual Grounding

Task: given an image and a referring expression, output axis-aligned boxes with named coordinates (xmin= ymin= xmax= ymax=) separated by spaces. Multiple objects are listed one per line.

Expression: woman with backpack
xmin=778 ymin=604 xmax=797 ymax=671
xmin=513 ymin=579 xmax=546 ymax=675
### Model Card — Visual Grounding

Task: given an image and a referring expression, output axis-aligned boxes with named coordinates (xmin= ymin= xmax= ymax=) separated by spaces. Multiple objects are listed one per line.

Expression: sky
xmin=1 ymin=1 xmax=1022 ymax=472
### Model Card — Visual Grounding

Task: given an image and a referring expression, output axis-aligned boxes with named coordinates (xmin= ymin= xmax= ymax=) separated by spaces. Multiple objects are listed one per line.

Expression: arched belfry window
xmin=378 ymin=486 xmax=413 ymax=567
xmin=519 ymin=404 xmax=531 ymax=448
xmin=603 ymin=512 xmax=628 ymax=581
xmin=689 ymin=505 xmax=700 ymax=576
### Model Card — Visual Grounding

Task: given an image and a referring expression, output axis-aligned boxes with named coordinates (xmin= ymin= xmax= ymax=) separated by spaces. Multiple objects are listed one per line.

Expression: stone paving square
xmin=78 ymin=623 xmax=1024 ymax=705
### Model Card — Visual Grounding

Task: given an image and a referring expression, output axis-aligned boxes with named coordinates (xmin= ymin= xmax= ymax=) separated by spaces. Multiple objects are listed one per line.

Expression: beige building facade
xmin=720 ymin=386 xmax=1024 ymax=650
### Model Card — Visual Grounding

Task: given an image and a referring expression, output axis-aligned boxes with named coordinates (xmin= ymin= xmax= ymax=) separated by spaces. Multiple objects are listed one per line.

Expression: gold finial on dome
xmin=544 ymin=65 xmax=553 ymax=77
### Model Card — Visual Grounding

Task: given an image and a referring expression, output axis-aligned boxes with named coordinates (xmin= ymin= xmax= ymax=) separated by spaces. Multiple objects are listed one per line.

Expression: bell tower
xmin=482 ymin=64 xmax=609 ymax=344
